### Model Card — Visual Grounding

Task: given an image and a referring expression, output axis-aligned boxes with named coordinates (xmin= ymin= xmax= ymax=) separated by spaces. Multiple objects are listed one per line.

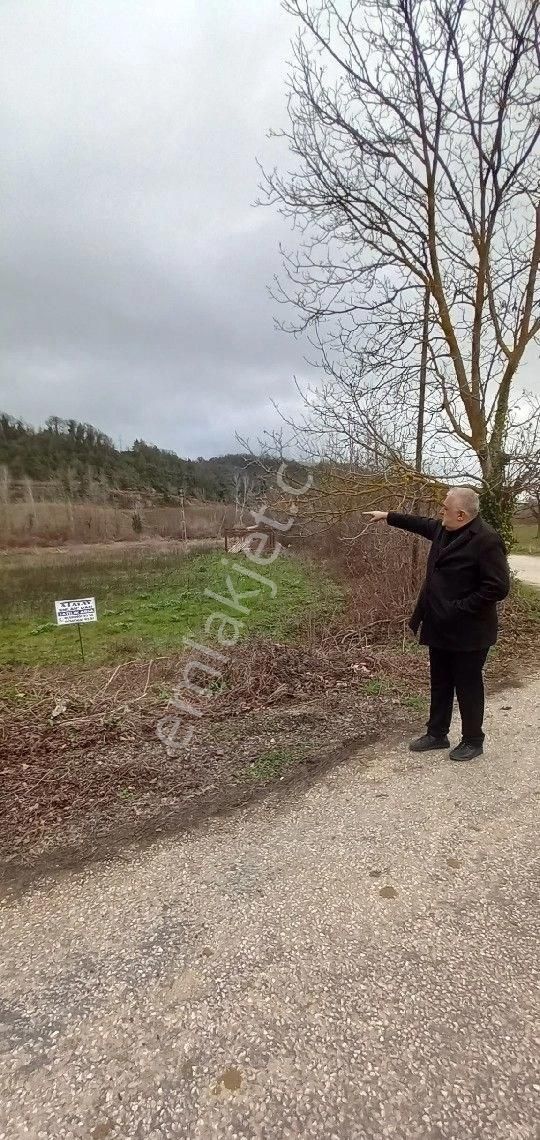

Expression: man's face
xmin=441 ymin=494 xmax=469 ymax=530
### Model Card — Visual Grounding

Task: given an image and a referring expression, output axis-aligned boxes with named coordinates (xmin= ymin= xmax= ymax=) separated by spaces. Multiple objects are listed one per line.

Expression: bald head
xmin=442 ymin=487 xmax=480 ymax=530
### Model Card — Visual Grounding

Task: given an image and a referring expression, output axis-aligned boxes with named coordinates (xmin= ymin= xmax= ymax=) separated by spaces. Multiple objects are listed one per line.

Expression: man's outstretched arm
xmin=364 ymin=511 xmax=439 ymax=542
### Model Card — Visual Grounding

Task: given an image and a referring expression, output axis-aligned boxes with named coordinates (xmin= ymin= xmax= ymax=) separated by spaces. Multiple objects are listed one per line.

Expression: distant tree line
xmin=0 ymin=414 xmax=276 ymax=504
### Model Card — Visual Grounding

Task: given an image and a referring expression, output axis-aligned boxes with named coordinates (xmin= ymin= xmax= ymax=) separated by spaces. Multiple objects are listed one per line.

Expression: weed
xmin=514 ymin=580 xmax=540 ymax=616
xmin=361 ymin=678 xmax=387 ymax=696
xmin=400 ymin=694 xmax=428 ymax=711
xmin=29 ymin=622 xmax=55 ymax=636
xmin=208 ymin=677 xmax=228 ymax=693
xmin=402 ymin=638 xmax=424 ymax=656
xmin=245 ymin=749 xmax=297 ymax=781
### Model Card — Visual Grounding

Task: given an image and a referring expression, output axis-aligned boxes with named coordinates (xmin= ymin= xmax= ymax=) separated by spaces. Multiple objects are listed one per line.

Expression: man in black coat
xmin=365 ymin=488 xmax=510 ymax=761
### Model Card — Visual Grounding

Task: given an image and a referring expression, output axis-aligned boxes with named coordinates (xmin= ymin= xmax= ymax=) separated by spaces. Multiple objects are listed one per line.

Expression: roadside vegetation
xmin=1 ymin=525 xmax=538 ymax=890
xmin=513 ymin=523 xmax=540 ymax=556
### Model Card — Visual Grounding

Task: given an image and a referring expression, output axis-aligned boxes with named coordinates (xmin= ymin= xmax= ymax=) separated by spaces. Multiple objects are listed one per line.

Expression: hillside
xmin=0 ymin=413 xmax=276 ymax=504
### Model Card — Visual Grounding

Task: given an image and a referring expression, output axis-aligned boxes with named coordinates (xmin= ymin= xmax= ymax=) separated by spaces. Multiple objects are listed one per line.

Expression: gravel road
xmin=1 ymin=672 xmax=539 ymax=1139
xmin=509 ymin=553 xmax=540 ymax=588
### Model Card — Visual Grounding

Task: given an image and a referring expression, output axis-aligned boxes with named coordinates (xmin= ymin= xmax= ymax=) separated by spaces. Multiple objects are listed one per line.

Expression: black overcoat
xmin=387 ymin=513 xmax=510 ymax=650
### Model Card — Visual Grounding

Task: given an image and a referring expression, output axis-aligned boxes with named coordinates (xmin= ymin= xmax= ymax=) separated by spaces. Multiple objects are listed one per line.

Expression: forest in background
xmin=0 ymin=413 xmax=277 ymax=505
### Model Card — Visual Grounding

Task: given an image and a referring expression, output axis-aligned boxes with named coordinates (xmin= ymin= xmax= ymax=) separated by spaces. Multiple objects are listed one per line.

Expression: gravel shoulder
xmin=1 ymin=677 xmax=539 ymax=1139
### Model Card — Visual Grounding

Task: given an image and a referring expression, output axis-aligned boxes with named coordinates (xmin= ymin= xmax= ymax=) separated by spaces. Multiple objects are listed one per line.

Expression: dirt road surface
xmin=510 ymin=553 xmax=540 ymax=589
xmin=1 ymin=673 xmax=539 ymax=1139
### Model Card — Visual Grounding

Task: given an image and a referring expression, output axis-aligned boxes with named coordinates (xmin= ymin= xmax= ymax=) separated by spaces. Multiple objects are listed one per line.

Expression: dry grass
xmin=0 ymin=499 xmax=239 ymax=547
xmin=146 ymin=502 xmax=238 ymax=538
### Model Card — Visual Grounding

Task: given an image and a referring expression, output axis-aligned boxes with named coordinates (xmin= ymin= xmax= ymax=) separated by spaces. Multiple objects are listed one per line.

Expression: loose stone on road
xmin=1 ymin=679 xmax=539 ymax=1138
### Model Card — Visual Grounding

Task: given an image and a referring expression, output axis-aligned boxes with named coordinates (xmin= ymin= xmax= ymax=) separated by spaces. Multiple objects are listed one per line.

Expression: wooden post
xmin=77 ymin=623 xmax=85 ymax=662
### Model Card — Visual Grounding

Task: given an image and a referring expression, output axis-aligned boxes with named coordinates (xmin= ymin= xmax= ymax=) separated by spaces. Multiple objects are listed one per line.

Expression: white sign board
xmin=55 ymin=597 xmax=97 ymax=625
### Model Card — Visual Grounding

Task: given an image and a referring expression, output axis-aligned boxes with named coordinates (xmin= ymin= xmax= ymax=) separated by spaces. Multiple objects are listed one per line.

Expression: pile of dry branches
xmin=0 ymin=637 xmax=421 ymax=766
xmin=0 ymin=633 xmax=429 ymax=860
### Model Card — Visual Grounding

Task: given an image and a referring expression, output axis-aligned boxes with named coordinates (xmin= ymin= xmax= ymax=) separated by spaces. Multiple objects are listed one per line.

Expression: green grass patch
xmin=513 ymin=522 xmax=540 ymax=555
xmin=512 ymin=577 xmax=540 ymax=617
xmin=400 ymin=693 xmax=429 ymax=711
xmin=245 ymin=749 xmax=298 ymax=781
xmin=361 ymin=678 xmax=390 ymax=696
xmin=0 ymin=549 xmax=344 ymax=666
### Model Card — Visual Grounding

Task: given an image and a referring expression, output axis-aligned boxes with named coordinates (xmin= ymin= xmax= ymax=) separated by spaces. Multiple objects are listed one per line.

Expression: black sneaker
xmin=450 ymin=741 xmax=483 ymax=762
xmin=409 ymin=733 xmax=450 ymax=753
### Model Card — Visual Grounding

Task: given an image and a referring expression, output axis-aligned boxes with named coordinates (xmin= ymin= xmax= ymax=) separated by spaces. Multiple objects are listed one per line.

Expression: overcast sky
xmin=1 ymin=0 xmax=310 ymax=457
xmin=2 ymin=2 xmax=537 ymax=462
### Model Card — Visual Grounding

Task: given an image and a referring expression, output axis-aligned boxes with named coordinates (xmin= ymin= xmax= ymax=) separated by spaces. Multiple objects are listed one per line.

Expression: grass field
xmin=0 ymin=546 xmax=344 ymax=666
xmin=513 ymin=522 xmax=540 ymax=555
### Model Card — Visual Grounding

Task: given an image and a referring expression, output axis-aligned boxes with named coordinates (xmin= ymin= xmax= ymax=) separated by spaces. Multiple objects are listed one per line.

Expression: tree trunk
xmin=411 ymin=285 xmax=430 ymax=584
xmin=478 ymin=453 xmax=515 ymax=551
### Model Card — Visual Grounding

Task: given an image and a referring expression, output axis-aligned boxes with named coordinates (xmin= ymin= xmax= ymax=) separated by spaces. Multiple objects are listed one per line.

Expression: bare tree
xmin=263 ymin=0 xmax=540 ymax=544
xmin=504 ymin=392 xmax=540 ymax=535
xmin=526 ymin=484 xmax=540 ymax=537
xmin=232 ymin=471 xmax=256 ymax=523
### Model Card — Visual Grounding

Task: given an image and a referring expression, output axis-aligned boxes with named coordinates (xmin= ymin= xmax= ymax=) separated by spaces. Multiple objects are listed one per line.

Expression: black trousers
xmin=427 ymin=647 xmax=490 ymax=746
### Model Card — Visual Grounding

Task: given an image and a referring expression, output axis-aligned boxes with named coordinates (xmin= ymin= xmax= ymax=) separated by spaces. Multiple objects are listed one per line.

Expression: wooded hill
xmin=0 ymin=414 xmax=277 ymax=504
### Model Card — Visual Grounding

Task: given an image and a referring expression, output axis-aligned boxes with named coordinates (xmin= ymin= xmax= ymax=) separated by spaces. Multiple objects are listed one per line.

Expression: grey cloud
xmin=0 ymin=0 xmax=308 ymax=456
